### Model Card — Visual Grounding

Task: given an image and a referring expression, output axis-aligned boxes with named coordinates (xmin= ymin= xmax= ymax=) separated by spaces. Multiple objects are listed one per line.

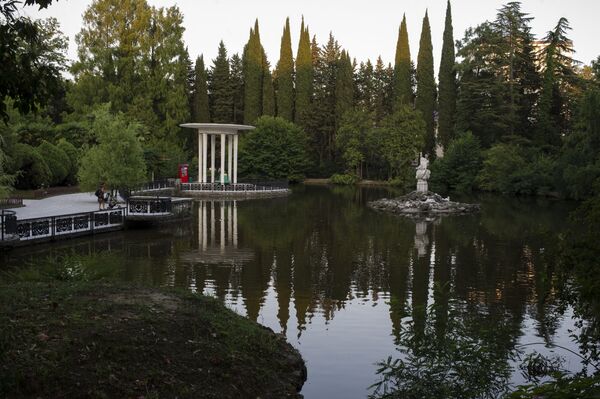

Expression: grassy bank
xmin=0 ymin=281 xmax=306 ymax=398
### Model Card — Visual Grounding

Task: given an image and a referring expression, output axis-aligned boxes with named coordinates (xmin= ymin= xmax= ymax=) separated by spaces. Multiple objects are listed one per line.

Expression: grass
xmin=0 ymin=258 xmax=306 ymax=398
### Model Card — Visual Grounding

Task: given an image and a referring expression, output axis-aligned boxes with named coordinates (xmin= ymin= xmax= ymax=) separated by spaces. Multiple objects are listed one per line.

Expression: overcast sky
xmin=24 ymin=0 xmax=600 ymax=73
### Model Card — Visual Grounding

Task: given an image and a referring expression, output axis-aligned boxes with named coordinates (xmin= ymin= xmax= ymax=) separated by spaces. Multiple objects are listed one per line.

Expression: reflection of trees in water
xmin=5 ymin=186 xmax=593 ymax=395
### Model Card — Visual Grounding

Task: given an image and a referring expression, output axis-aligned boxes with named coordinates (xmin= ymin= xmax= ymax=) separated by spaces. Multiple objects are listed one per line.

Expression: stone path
xmin=7 ymin=192 xmax=103 ymax=219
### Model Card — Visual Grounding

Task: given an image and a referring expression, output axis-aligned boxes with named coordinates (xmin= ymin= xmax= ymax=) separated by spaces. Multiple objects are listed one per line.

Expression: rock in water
xmin=367 ymin=191 xmax=480 ymax=218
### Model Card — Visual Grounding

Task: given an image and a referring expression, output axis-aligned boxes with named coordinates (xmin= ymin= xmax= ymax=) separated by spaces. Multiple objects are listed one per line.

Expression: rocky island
xmin=368 ymin=155 xmax=480 ymax=218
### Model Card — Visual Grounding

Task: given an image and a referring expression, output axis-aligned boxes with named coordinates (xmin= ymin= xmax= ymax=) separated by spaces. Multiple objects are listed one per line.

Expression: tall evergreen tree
xmin=295 ymin=17 xmax=313 ymax=128
xmin=494 ymin=2 xmax=539 ymax=138
xmin=438 ymin=0 xmax=457 ymax=149
xmin=230 ymin=53 xmax=244 ymax=124
xmin=243 ymin=20 xmax=264 ymax=124
xmin=394 ymin=14 xmax=413 ymax=108
xmin=262 ymin=57 xmax=275 ymax=116
xmin=536 ymin=17 xmax=576 ymax=146
xmin=275 ymin=17 xmax=294 ymax=120
xmin=415 ymin=10 xmax=437 ymax=158
xmin=209 ymin=41 xmax=233 ymax=123
xmin=335 ymin=50 xmax=354 ymax=131
xmin=192 ymin=55 xmax=210 ymax=122
xmin=356 ymin=60 xmax=375 ymax=114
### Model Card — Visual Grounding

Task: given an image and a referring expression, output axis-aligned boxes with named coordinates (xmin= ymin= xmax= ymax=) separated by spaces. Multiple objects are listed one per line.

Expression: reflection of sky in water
xmin=1 ymin=186 xmax=588 ymax=399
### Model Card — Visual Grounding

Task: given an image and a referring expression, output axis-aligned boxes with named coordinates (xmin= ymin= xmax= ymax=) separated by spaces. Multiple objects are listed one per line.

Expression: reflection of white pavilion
xmin=179 ymin=123 xmax=255 ymax=184
xmin=180 ymin=201 xmax=254 ymax=266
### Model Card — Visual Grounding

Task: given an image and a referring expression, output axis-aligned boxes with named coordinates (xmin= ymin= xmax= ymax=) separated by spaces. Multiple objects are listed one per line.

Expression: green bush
xmin=330 ymin=173 xmax=359 ymax=185
xmin=56 ymin=139 xmax=79 ymax=185
xmin=477 ymin=143 xmax=557 ymax=196
xmin=10 ymin=143 xmax=51 ymax=189
xmin=239 ymin=116 xmax=310 ymax=181
xmin=37 ymin=140 xmax=70 ymax=186
xmin=431 ymin=132 xmax=482 ymax=193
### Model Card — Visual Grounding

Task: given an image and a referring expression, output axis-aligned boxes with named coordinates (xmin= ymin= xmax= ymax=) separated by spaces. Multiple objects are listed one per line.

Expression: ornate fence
xmin=180 ymin=181 xmax=289 ymax=192
xmin=6 ymin=208 xmax=125 ymax=242
xmin=126 ymin=196 xmax=191 ymax=218
xmin=0 ymin=198 xmax=23 ymax=208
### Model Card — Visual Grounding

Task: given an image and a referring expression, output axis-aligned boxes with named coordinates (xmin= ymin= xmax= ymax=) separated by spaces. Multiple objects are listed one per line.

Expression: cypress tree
xmin=394 ymin=14 xmax=413 ymax=108
xmin=192 ymin=55 xmax=210 ymax=122
xmin=262 ymin=56 xmax=275 ymax=116
xmin=243 ymin=20 xmax=264 ymax=124
xmin=335 ymin=50 xmax=354 ymax=130
xmin=295 ymin=17 xmax=313 ymax=128
xmin=275 ymin=17 xmax=294 ymax=120
xmin=209 ymin=41 xmax=233 ymax=123
xmin=438 ymin=1 xmax=456 ymax=149
xmin=415 ymin=10 xmax=436 ymax=158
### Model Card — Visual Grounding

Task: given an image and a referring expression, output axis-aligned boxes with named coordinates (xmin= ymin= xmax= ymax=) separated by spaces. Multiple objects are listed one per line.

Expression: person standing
xmin=95 ymin=183 xmax=106 ymax=210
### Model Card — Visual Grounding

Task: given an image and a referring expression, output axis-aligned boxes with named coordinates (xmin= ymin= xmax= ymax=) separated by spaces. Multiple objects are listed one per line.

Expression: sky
xmin=24 ymin=0 xmax=600 ymax=73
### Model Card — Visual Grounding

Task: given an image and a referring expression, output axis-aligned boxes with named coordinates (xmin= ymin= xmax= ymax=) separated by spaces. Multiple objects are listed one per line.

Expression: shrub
xmin=10 ymin=143 xmax=51 ymax=189
xmin=431 ymin=132 xmax=482 ymax=193
xmin=56 ymin=139 xmax=79 ymax=185
xmin=37 ymin=140 xmax=70 ymax=186
xmin=330 ymin=173 xmax=358 ymax=185
xmin=477 ymin=143 xmax=558 ymax=196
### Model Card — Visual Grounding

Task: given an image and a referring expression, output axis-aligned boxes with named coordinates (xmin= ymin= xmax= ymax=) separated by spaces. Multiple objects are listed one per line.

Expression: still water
xmin=0 ymin=185 xmax=587 ymax=398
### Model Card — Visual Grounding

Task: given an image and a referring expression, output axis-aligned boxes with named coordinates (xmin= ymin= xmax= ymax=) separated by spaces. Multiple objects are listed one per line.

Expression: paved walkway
xmin=7 ymin=192 xmax=103 ymax=219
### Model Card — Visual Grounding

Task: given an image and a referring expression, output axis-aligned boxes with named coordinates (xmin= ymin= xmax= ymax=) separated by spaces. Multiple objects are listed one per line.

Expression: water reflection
xmin=0 ymin=186 xmax=584 ymax=398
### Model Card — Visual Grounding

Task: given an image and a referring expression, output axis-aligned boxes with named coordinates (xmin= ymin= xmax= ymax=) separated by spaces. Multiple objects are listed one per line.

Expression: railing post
xmin=51 ymin=216 xmax=56 ymax=238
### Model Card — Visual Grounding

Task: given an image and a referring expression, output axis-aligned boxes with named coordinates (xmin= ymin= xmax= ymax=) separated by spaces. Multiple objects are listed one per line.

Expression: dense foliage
xmin=238 ymin=116 xmax=310 ymax=181
xmin=78 ymin=106 xmax=147 ymax=192
xmin=0 ymin=0 xmax=598 ymax=199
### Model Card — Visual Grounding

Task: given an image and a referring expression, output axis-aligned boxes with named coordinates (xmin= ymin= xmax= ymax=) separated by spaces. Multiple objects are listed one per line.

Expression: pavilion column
xmin=197 ymin=130 xmax=202 ymax=183
xmin=202 ymin=133 xmax=208 ymax=183
xmin=233 ymin=135 xmax=238 ymax=184
xmin=210 ymin=135 xmax=216 ymax=183
xmin=220 ymin=133 xmax=226 ymax=184
xmin=227 ymin=135 xmax=233 ymax=182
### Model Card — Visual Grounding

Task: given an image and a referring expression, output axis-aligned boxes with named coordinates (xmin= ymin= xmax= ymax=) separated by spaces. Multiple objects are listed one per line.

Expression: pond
xmin=0 ymin=185 xmax=590 ymax=398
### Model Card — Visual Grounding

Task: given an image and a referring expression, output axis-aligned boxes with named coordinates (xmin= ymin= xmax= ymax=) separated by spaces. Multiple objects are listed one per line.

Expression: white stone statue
xmin=415 ymin=154 xmax=430 ymax=193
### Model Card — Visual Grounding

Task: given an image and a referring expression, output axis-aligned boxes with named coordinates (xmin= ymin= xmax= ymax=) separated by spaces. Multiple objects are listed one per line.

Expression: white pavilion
xmin=179 ymin=123 xmax=255 ymax=184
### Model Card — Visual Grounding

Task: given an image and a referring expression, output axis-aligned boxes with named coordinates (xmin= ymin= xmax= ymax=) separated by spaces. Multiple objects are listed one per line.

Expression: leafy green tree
xmin=378 ymin=106 xmax=425 ymax=179
xmin=394 ymin=14 xmax=413 ymax=108
xmin=37 ymin=140 xmax=69 ymax=186
xmin=557 ymin=88 xmax=600 ymax=199
xmin=536 ymin=17 xmax=577 ymax=147
xmin=262 ymin=59 xmax=275 ymax=116
xmin=238 ymin=116 xmax=310 ymax=181
xmin=0 ymin=1 xmax=65 ymax=121
xmin=78 ymin=105 xmax=147 ymax=191
xmin=430 ymin=132 xmax=482 ymax=192
xmin=70 ymin=1 xmax=189 ymax=148
xmin=438 ymin=0 xmax=457 ymax=149
xmin=56 ymin=138 xmax=80 ymax=185
xmin=192 ymin=55 xmax=210 ymax=122
xmin=415 ymin=11 xmax=437 ymax=158
xmin=275 ymin=17 xmax=294 ymax=120
xmin=0 ymin=142 xmax=15 ymax=198
xmin=243 ymin=20 xmax=264 ymax=124
xmin=209 ymin=41 xmax=233 ymax=123
xmin=336 ymin=108 xmax=373 ymax=178
xmin=295 ymin=17 xmax=313 ymax=128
